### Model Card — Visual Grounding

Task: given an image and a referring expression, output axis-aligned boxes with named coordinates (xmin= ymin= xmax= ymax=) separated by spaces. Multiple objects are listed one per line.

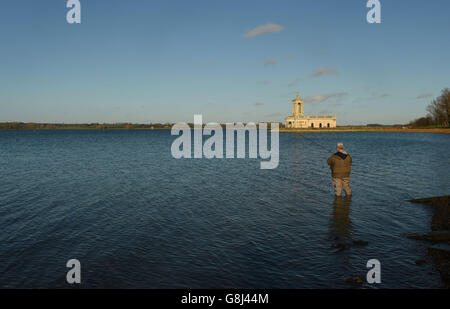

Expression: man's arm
xmin=327 ymin=156 xmax=333 ymax=166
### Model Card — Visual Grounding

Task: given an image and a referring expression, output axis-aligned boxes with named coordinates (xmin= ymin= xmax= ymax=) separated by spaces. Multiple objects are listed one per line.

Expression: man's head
xmin=337 ymin=142 xmax=344 ymax=152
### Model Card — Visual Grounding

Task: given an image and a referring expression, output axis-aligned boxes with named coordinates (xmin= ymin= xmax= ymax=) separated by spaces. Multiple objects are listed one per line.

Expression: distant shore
xmin=279 ymin=127 xmax=450 ymax=134
xmin=0 ymin=123 xmax=172 ymax=130
xmin=0 ymin=123 xmax=449 ymax=134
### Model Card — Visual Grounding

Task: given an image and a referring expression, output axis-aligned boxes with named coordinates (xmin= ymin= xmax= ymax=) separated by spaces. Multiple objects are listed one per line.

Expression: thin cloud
xmin=254 ymin=102 xmax=264 ymax=106
xmin=264 ymin=58 xmax=277 ymax=66
xmin=257 ymin=80 xmax=271 ymax=85
xmin=264 ymin=56 xmax=294 ymax=67
xmin=329 ymin=102 xmax=344 ymax=107
xmin=288 ymin=66 xmax=336 ymax=87
xmin=380 ymin=93 xmax=390 ymax=98
xmin=319 ymin=109 xmax=332 ymax=115
xmin=311 ymin=49 xmax=331 ymax=56
xmin=265 ymin=112 xmax=282 ymax=118
xmin=288 ymin=77 xmax=303 ymax=88
xmin=417 ymin=93 xmax=432 ymax=99
xmin=312 ymin=67 xmax=338 ymax=77
xmin=244 ymin=23 xmax=284 ymax=38
xmin=304 ymin=92 xmax=348 ymax=103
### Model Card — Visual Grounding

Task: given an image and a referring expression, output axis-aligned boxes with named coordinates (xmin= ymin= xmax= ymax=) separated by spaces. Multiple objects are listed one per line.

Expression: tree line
xmin=0 ymin=123 xmax=172 ymax=130
xmin=410 ymin=88 xmax=450 ymax=127
xmin=0 ymin=122 xmax=284 ymax=130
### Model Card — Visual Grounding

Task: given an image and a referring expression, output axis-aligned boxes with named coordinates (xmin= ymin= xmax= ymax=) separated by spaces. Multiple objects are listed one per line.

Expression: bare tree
xmin=426 ymin=88 xmax=450 ymax=127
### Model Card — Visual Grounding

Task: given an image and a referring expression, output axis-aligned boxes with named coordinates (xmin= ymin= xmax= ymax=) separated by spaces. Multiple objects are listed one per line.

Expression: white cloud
xmin=304 ymin=92 xmax=348 ymax=103
xmin=244 ymin=23 xmax=284 ymax=38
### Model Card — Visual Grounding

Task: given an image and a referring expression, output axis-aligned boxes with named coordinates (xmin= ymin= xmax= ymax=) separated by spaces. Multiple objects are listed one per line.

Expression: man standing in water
xmin=327 ymin=143 xmax=352 ymax=197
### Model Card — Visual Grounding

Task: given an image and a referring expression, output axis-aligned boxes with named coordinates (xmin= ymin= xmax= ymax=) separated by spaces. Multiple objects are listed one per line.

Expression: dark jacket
xmin=327 ymin=151 xmax=352 ymax=178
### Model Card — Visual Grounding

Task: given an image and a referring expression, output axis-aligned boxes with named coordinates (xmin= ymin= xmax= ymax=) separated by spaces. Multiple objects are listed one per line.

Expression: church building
xmin=285 ymin=93 xmax=336 ymax=128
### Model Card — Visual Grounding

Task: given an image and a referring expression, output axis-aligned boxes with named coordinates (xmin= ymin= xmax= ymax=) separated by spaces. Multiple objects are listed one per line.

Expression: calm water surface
xmin=0 ymin=130 xmax=449 ymax=288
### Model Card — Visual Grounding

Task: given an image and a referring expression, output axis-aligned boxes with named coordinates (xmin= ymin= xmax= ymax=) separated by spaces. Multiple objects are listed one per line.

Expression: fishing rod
xmin=294 ymin=135 xmax=417 ymax=200
xmin=296 ymin=134 xmax=369 ymax=178
xmin=294 ymin=133 xmax=334 ymax=170
xmin=297 ymin=133 xmax=334 ymax=153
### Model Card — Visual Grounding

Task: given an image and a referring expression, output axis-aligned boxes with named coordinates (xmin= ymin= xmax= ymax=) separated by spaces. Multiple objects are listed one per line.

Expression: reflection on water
xmin=330 ymin=196 xmax=353 ymax=246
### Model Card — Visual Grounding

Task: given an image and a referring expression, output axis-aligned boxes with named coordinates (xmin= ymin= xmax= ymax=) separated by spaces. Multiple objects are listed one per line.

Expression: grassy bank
xmin=279 ymin=127 xmax=450 ymax=134
xmin=1 ymin=123 xmax=449 ymax=134
xmin=0 ymin=123 xmax=171 ymax=130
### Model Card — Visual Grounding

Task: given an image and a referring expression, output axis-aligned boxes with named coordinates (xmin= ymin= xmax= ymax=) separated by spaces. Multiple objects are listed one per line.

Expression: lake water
xmin=0 ymin=130 xmax=449 ymax=288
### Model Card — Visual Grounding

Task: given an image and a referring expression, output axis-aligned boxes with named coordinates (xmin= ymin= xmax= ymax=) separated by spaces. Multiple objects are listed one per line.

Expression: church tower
xmin=292 ymin=92 xmax=304 ymax=117
xmin=285 ymin=90 xmax=336 ymax=128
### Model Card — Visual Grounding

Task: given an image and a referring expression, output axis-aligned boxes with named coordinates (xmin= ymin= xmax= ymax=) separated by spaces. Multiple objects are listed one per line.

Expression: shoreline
xmin=0 ymin=125 xmax=449 ymax=134
xmin=408 ymin=195 xmax=450 ymax=288
xmin=279 ymin=127 xmax=450 ymax=134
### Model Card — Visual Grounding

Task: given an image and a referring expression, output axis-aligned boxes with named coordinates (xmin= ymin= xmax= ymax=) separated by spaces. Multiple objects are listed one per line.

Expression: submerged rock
xmin=331 ymin=242 xmax=352 ymax=253
xmin=352 ymin=240 xmax=369 ymax=246
xmin=407 ymin=233 xmax=422 ymax=240
xmin=415 ymin=259 xmax=426 ymax=265
xmin=407 ymin=231 xmax=450 ymax=244
xmin=409 ymin=195 xmax=450 ymax=287
xmin=409 ymin=195 xmax=450 ymax=232
xmin=331 ymin=240 xmax=369 ymax=253
xmin=345 ymin=276 xmax=364 ymax=285
xmin=428 ymin=246 xmax=450 ymax=288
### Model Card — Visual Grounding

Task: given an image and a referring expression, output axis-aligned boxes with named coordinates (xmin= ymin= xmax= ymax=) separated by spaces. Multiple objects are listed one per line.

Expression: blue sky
xmin=1 ymin=0 xmax=449 ymax=125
